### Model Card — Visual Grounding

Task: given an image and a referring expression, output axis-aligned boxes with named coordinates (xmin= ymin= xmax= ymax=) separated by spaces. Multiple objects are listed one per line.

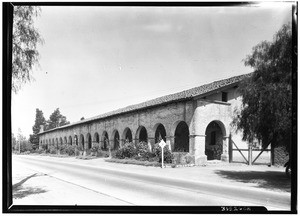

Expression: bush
xmin=36 ymin=148 xmax=45 ymax=154
xmin=135 ymin=142 xmax=155 ymax=160
xmin=184 ymin=153 xmax=195 ymax=164
xmin=65 ymin=145 xmax=76 ymax=156
xmin=49 ymin=145 xmax=57 ymax=154
xmin=90 ymin=145 xmax=110 ymax=157
xmin=153 ymin=144 xmax=173 ymax=163
xmin=57 ymin=144 xmax=75 ymax=156
xmin=172 ymin=152 xmax=195 ymax=164
xmin=115 ymin=142 xmax=137 ymax=159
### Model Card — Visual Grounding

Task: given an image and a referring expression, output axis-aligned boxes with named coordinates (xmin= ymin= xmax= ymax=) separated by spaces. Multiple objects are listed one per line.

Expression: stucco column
xmin=165 ymin=136 xmax=174 ymax=151
xmin=192 ymin=104 xmax=207 ymax=165
xmin=119 ymin=139 xmax=125 ymax=148
xmin=190 ymin=134 xmax=207 ymax=165
xmin=221 ymin=136 xmax=229 ymax=162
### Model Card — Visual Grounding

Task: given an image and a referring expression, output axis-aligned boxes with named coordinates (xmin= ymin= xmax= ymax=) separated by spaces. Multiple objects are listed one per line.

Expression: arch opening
xmin=113 ymin=130 xmax=120 ymax=150
xmin=87 ymin=133 xmax=92 ymax=149
xmin=137 ymin=126 xmax=148 ymax=143
xmin=94 ymin=132 xmax=100 ymax=144
xmin=155 ymin=124 xmax=166 ymax=143
xmin=205 ymin=121 xmax=224 ymax=160
xmin=68 ymin=136 xmax=72 ymax=145
xmin=123 ymin=128 xmax=133 ymax=143
xmin=74 ymin=135 xmax=78 ymax=145
xmin=102 ymin=131 xmax=109 ymax=150
xmin=174 ymin=121 xmax=189 ymax=152
xmin=80 ymin=134 xmax=85 ymax=149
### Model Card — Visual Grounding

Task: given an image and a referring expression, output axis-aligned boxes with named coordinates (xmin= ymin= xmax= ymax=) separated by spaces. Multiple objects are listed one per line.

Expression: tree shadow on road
xmin=13 ymin=173 xmax=47 ymax=199
xmin=214 ymin=170 xmax=291 ymax=192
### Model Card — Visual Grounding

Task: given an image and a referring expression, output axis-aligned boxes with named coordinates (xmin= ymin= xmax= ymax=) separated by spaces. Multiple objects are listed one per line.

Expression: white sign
xmin=159 ymin=140 xmax=166 ymax=168
xmin=159 ymin=140 xmax=166 ymax=148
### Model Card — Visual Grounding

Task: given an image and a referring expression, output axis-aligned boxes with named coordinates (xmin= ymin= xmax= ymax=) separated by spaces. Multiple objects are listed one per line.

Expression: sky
xmin=11 ymin=3 xmax=293 ymax=138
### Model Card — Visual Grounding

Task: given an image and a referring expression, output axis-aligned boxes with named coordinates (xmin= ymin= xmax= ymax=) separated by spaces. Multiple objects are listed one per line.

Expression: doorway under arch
xmin=136 ymin=126 xmax=148 ymax=143
xmin=205 ymin=121 xmax=225 ymax=160
xmin=87 ymin=133 xmax=92 ymax=149
xmin=123 ymin=128 xmax=133 ymax=143
xmin=102 ymin=131 xmax=109 ymax=150
xmin=112 ymin=130 xmax=120 ymax=150
xmin=154 ymin=123 xmax=166 ymax=143
xmin=174 ymin=121 xmax=189 ymax=152
xmin=80 ymin=134 xmax=85 ymax=149
xmin=94 ymin=132 xmax=100 ymax=146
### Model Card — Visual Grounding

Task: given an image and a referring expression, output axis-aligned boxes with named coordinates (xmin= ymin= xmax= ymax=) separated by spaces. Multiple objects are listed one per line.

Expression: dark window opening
xmin=155 ymin=124 xmax=166 ymax=143
xmin=114 ymin=131 xmax=120 ymax=150
xmin=139 ymin=127 xmax=148 ymax=143
xmin=210 ymin=131 xmax=216 ymax=145
xmin=88 ymin=135 xmax=92 ymax=149
xmin=174 ymin=121 xmax=189 ymax=152
xmin=125 ymin=129 xmax=132 ymax=143
xmin=222 ymin=92 xmax=228 ymax=102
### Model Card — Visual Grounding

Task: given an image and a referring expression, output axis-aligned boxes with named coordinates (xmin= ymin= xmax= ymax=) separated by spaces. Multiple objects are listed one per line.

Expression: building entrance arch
xmin=174 ymin=121 xmax=189 ymax=152
xmin=136 ymin=126 xmax=148 ymax=143
xmin=123 ymin=127 xmax=133 ymax=143
xmin=205 ymin=121 xmax=225 ymax=160
xmin=154 ymin=123 xmax=166 ymax=143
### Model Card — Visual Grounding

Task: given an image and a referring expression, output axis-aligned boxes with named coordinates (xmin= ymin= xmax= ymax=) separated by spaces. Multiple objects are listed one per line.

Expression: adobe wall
xmin=39 ymin=86 xmax=248 ymax=165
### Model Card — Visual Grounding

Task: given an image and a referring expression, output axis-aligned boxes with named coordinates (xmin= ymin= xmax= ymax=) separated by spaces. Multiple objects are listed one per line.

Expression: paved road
xmin=12 ymin=155 xmax=290 ymax=210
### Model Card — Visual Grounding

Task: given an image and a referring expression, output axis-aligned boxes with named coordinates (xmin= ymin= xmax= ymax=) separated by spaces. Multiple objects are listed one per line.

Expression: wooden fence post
xmin=248 ymin=143 xmax=252 ymax=165
xmin=229 ymin=134 xmax=232 ymax=163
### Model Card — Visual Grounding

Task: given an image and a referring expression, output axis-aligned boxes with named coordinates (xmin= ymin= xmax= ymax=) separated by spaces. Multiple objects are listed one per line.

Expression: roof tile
xmin=39 ymin=73 xmax=252 ymax=134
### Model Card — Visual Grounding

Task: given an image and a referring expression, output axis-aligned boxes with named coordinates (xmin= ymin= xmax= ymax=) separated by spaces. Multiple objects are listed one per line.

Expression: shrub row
xmin=114 ymin=141 xmax=173 ymax=163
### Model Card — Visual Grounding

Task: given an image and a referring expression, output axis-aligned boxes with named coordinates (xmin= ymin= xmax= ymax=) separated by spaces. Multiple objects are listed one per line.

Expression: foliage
xmin=59 ymin=144 xmax=76 ymax=156
xmin=29 ymin=108 xmax=46 ymax=149
xmin=90 ymin=145 xmax=110 ymax=157
xmin=105 ymin=158 xmax=161 ymax=167
xmin=45 ymin=108 xmax=70 ymax=131
xmin=12 ymin=129 xmax=33 ymax=153
xmin=115 ymin=142 xmax=137 ymax=159
xmin=172 ymin=152 xmax=195 ymax=165
xmin=12 ymin=6 xmax=44 ymax=93
xmin=11 ymin=133 xmax=17 ymax=151
xmin=114 ymin=141 xmax=173 ymax=163
xmin=153 ymin=144 xmax=173 ymax=163
xmin=134 ymin=141 xmax=155 ymax=161
xmin=232 ymin=23 xmax=292 ymax=151
xmin=35 ymin=148 xmax=45 ymax=154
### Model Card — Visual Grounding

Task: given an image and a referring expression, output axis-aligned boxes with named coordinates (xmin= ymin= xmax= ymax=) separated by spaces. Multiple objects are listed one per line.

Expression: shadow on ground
xmin=13 ymin=173 xmax=47 ymax=199
xmin=214 ymin=170 xmax=291 ymax=192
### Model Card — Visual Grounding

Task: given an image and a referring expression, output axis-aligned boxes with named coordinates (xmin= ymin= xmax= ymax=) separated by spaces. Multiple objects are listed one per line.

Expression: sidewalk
xmin=13 ymin=155 xmax=291 ymax=194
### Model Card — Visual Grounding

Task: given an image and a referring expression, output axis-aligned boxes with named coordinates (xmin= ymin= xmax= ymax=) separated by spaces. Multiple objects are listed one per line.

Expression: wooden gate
xmin=228 ymin=134 xmax=272 ymax=165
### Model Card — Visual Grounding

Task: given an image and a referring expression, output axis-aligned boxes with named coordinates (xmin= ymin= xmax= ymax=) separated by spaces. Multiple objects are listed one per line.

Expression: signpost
xmin=159 ymin=140 xmax=166 ymax=168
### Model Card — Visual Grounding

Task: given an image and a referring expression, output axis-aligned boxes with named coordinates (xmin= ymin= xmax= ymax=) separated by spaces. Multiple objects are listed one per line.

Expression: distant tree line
xmin=29 ymin=108 xmax=70 ymax=149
